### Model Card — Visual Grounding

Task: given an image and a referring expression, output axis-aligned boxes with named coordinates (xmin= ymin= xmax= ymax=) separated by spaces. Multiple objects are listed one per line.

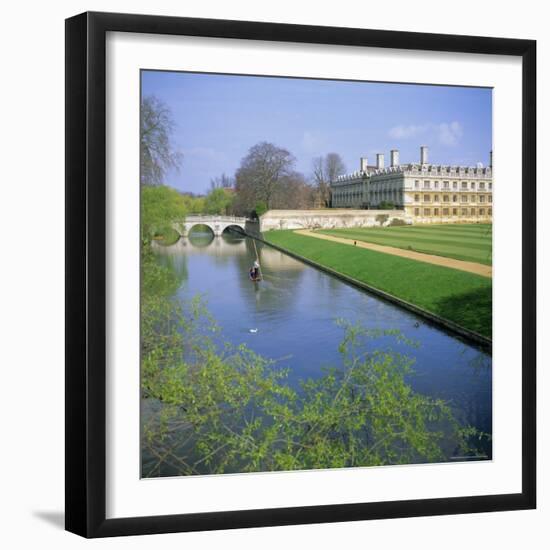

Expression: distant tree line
xmin=140 ymin=94 xmax=347 ymax=216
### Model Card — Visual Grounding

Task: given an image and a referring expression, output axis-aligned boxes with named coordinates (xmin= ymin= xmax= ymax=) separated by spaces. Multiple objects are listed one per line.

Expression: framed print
xmin=65 ymin=11 xmax=536 ymax=538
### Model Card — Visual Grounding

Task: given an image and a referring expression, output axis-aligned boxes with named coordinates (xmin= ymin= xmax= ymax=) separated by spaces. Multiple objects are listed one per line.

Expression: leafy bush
xmin=141 ymin=185 xmax=187 ymax=243
xmin=253 ymin=200 xmax=268 ymax=218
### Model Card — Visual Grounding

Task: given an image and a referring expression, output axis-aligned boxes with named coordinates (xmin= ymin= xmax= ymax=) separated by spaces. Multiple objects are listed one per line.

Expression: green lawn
xmin=317 ymin=224 xmax=492 ymax=265
xmin=264 ymin=230 xmax=492 ymax=338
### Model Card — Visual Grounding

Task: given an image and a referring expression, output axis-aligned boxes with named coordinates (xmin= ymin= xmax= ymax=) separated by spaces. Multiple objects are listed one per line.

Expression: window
xmin=452 ymin=208 xmax=458 ymax=216
xmin=471 ymin=195 xmax=476 ymax=202
xmin=414 ymin=180 xmax=420 ymax=189
xmin=479 ymin=208 xmax=485 ymax=216
xmin=471 ymin=182 xmax=476 ymax=190
xmin=423 ymin=180 xmax=430 ymax=189
xmin=461 ymin=195 xmax=468 ymax=203
xmin=452 ymin=194 xmax=458 ymax=202
xmin=443 ymin=208 xmax=449 ymax=215
xmin=443 ymin=195 xmax=449 ymax=202
xmin=489 ymin=182 xmax=492 ymax=190
xmin=443 ymin=181 xmax=450 ymax=189
xmin=434 ymin=181 xmax=439 ymax=189
xmin=461 ymin=181 xmax=467 ymax=189
xmin=414 ymin=208 xmax=420 ymax=216
xmin=461 ymin=208 xmax=468 ymax=215
xmin=488 ymin=194 xmax=492 ymax=203
xmin=479 ymin=195 xmax=485 ymax=203
xmin=479 ymin=182 xmax=485 ymax=190
xmin=434 ymin=195 xmax=439 ymax=202
xmin=424 ymin=208 xmax=431 ymax=216
xmin=414 ymin=194 xmax=420 ymax=202
xmin=453 ymin=181 xmax=458 ymax=189
xmin=434 ymin=208 xmax=439 ymax=216
xmin=471 ymin=208 xmax=476 ymax=216
xmin=488 ymin=208 xmax=492 ymax=216
xmin=423 ymin=194 xmax=430 ymax=202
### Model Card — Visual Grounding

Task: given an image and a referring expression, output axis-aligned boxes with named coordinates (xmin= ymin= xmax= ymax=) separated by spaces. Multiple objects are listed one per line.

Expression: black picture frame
xmin=65 ymin=11 xmax=536 ymax=538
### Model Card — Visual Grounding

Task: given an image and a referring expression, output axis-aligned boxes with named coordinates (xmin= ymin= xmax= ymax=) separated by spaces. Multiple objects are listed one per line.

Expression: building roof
xmin=332 ymin=163 xmax=492 ymax=185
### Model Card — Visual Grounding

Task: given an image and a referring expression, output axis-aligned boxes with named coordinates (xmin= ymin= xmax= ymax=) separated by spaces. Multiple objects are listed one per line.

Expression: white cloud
xmin=388 ymin=121 xmax=463 ymax=147
xmin=388 ymin=124 xmax=428 ymax=140
xmin=437 ymin=121 xmax=463 ymax=146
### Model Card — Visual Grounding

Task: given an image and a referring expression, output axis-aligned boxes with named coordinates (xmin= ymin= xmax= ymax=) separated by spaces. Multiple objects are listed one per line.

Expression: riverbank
xmin=262 ymin=230 xmax=492 ymax=341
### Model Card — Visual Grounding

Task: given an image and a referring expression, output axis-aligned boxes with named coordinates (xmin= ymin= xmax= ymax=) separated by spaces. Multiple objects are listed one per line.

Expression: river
xmin=151 ymin=230 xmax=492 ymax=462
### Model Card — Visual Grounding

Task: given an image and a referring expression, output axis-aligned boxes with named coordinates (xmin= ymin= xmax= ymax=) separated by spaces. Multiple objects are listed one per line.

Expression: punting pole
xmin=252 ymin=238 xmax=263 ymax=281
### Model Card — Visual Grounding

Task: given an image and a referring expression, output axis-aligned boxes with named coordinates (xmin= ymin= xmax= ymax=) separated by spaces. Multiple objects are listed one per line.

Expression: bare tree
xmin=326 ymin=153 xmax=346 ymax=182
xmin=312 ymin=156 xmax=328 ymax=206
xmin=234 ymin=142 xmax=296 ymax=213
xmin=140 ymin=95 xmax=182 ymax=185
xmin=210 ymin=172 xmax=234 ymax=190
xmin=273 ymin=171 xmax=315 ymax=210
xmin=312 ymin=153 xmax=346 ymax=207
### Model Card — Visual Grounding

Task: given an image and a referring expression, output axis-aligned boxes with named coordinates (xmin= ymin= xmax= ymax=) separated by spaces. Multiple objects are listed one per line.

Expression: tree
xmin=210 ymin=173 xmax=234 ymax=190
xmin=272 ymin=171 xmax=315 ymax=210
xmin=234 ymin=142 xmax=296 ymax=214
xmin=325 ymin=152 xmax=346 ymax=183
xmin=253 ymin=201 xmax=268 ymax=218
xmin=141 ymin=185 xmax=187 ymax=242
xmin=312 ymin=153 xmax=346 ymax=207
xmin=140 ymin=95 xmax=182 ymax=186
xmin=178 ymin=192 xmax=207 ymax=214
xmin=203 ymin=188 xmax=235 ymax=215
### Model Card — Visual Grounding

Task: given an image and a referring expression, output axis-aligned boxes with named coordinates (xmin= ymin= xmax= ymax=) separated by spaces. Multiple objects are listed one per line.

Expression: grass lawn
xmin=318 ymin=224 xmax=492 ymax=265
xmin=264 ymin=230 xmax=492 ymax=338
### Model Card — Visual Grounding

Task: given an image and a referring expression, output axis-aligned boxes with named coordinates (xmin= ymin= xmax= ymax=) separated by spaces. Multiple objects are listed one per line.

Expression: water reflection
xmin=152 ymin=233 xmax=492 ymax=449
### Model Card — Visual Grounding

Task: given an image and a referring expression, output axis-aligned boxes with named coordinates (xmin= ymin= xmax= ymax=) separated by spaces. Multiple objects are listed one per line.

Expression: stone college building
xmin=330 ymin=146 xmax=493 ymax=223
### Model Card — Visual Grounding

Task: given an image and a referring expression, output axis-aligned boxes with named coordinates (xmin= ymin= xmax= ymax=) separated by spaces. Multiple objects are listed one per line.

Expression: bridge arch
xmin=173 ymin=215 xmax=248 ymax=238
xmin=187 ymin=223 xmax=216 ymax=236
xmin=222 ymin=224 xmax=246 ymax=236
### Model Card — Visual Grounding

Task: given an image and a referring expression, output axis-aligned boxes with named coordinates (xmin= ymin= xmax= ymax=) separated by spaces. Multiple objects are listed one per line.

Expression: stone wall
xmin=259 ymin=209 xmax=412 ymax=232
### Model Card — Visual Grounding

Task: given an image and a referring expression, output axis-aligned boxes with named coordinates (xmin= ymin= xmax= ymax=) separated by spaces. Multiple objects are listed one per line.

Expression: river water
xmin=152 ymin=230 xmax=492 ymax=460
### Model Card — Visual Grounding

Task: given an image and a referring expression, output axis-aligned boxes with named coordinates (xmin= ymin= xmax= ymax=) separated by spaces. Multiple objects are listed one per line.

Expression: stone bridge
xmin=173 ymin=215 xmax=248 ymax=237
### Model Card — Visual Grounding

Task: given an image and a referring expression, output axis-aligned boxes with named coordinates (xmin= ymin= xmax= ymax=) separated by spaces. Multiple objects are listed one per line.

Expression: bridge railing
xmin=184 ymin=215 xmax=248 ymax=223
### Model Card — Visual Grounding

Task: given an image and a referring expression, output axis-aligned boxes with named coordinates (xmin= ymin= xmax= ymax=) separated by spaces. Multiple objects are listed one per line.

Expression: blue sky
xmin=141 ymin=71 xmax=492 ymax=194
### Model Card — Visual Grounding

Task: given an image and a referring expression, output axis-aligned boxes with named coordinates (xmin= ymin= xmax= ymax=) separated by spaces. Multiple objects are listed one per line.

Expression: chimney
xmin=390 ymin=149 xmax=399 ymax=167
xmin=420 ymin=145 xmax=428 ymax=165
xmin=376 ymin=153 xmax=384 ymax=170
xmin=360 ymin=157 xmax=369 ymax=172
xmin=489 ymin=150 xmax=493 ymax=168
